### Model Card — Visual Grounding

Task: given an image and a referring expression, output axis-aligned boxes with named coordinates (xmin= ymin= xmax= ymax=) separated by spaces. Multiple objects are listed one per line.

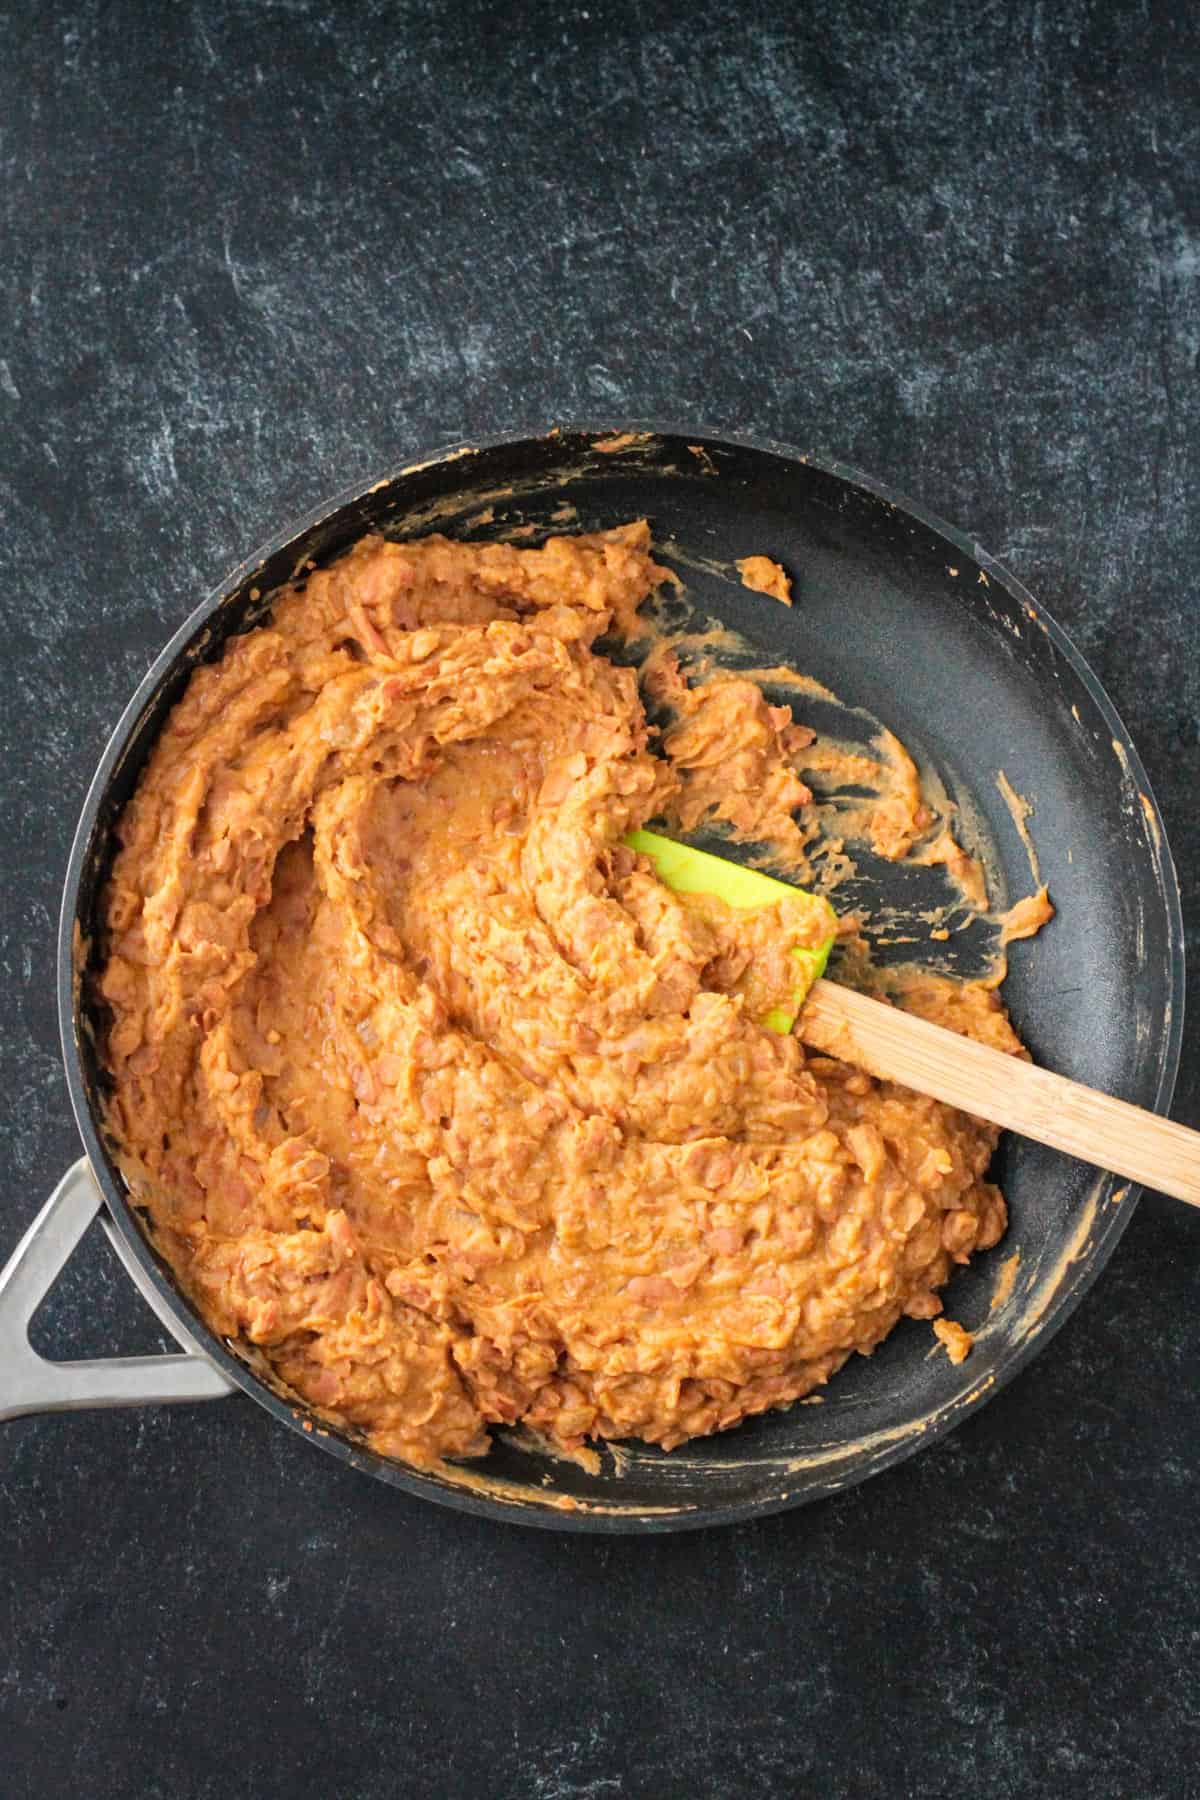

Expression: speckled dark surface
xmin=2 ymin=2 xmax=1198 ymax=1795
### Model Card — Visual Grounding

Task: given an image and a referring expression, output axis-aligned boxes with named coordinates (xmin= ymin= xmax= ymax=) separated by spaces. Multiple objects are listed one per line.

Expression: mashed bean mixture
xmin=99 ymin=524 xmax=1010 ymax=1466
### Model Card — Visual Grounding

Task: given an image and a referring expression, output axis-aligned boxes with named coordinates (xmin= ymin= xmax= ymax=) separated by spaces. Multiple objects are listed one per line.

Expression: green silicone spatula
xmin=623 ymin=827 xmax=1200 ymax=1209
xmin=624 ymin=828 xmax=837 ymax=1032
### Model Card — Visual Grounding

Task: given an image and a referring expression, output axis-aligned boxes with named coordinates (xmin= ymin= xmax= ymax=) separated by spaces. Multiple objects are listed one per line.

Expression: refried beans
xmin=97 ymin=522 xmax=1013 ymax=1467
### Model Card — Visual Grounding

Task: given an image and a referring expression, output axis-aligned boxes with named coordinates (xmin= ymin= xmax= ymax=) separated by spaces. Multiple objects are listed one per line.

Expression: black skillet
xmin=5 ymin=426 xmax=1183 ymax=1531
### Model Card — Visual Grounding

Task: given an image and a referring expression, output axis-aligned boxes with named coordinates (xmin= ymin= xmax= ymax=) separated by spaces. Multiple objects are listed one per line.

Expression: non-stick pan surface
xmin=59 ymin=427 xmax=1184 ymax=1530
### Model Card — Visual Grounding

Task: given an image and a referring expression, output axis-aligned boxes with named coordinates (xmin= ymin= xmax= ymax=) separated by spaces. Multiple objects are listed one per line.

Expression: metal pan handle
xmin=0 ymin=1157 xmax=234 ymax=1420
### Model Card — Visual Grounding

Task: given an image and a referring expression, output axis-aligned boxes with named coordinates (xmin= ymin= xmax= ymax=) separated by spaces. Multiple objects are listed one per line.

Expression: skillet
xmin=0 ymin=425 xmax=1183 ymax=1531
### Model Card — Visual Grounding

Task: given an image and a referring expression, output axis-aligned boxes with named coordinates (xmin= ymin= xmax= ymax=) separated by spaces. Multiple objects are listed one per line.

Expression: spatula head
xmin=624 ymin=828 xmax=837 ymax=1031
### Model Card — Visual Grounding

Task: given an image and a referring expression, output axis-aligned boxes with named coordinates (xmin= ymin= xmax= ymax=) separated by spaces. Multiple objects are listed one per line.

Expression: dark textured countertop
xmin=2 ymin=3 xmax=1198 ymax=1795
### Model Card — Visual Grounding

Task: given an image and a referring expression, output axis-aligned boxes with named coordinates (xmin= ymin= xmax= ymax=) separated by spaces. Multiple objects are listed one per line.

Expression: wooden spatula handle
xmin=800 ymin=979 xmax=1199 ymax=1208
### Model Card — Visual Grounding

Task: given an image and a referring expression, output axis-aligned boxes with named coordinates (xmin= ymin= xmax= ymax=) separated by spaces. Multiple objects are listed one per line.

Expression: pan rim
xmin=55 ymin=420 xmax=1186 ymax=1532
